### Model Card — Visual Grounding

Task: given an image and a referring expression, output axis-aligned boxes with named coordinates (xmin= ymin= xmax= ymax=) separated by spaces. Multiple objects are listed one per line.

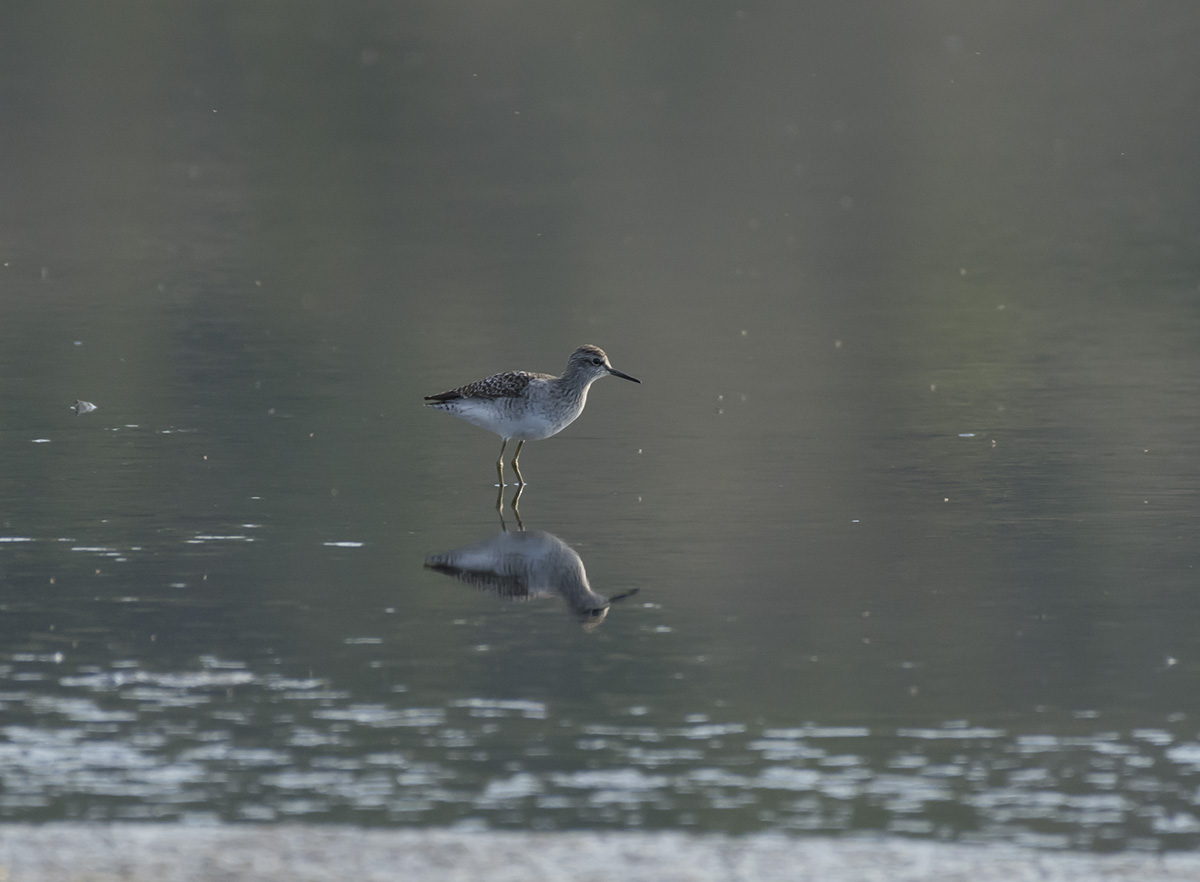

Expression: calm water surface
xmin=2 ymin=1 xmax=1200 ymax=853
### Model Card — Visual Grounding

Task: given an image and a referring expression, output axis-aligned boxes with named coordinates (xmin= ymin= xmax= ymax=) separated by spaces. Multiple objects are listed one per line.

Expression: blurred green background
xmin=2 ymin=0 xmax=1199 ymax=850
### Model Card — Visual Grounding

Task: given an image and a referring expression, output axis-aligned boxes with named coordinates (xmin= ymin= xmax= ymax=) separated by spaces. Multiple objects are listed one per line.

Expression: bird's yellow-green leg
xmin=511 ymin=440 xmax=526 ymax=486
xmin=496 ymin=438 xmax=508 ymax=487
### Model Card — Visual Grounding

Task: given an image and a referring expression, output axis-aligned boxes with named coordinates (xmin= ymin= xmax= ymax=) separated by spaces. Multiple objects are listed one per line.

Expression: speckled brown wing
xmin=424 ymin=371 xmax=552 ymax=402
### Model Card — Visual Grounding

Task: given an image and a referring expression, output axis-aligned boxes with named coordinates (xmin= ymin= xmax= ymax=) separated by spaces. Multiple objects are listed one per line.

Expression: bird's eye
xmin=592 ymin=357 xmax=604 ymax=365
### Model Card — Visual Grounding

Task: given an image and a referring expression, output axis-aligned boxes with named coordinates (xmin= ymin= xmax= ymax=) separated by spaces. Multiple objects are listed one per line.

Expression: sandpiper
xmin=424 ymin=344 xmax=640 ymax=485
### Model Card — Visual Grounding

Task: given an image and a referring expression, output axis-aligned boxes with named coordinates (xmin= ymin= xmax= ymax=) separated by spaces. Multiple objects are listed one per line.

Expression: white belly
xmin=435 ymin=395 xmax=585 ymax=441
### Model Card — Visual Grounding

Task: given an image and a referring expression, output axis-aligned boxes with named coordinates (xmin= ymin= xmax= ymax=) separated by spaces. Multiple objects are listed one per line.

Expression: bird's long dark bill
xmin=608 ymin=368 xmax=641 ymax=383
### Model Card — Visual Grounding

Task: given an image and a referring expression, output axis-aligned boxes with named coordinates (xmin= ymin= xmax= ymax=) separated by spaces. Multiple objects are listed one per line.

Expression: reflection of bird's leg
xmin=511 ymin=440 xmax=526 ymax=486
xmin=495 ymin=482 xmax=506 ymax=525
xmin=496 ymin=438 xmax=508 ymax=487
xmin=511 ymin=484 xmax=525 ymax=531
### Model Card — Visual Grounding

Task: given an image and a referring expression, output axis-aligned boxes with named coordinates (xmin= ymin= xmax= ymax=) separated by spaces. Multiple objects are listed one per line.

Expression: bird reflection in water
xmin=497 ymin=483 xmax=525 ymax=528
xmin=425 ymin=527 xmax=638 ymax=629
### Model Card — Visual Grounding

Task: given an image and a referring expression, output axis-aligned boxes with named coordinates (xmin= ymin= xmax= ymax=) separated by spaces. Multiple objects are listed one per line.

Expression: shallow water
xmin=2 ymin=1 xmax=1200 ymax=852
